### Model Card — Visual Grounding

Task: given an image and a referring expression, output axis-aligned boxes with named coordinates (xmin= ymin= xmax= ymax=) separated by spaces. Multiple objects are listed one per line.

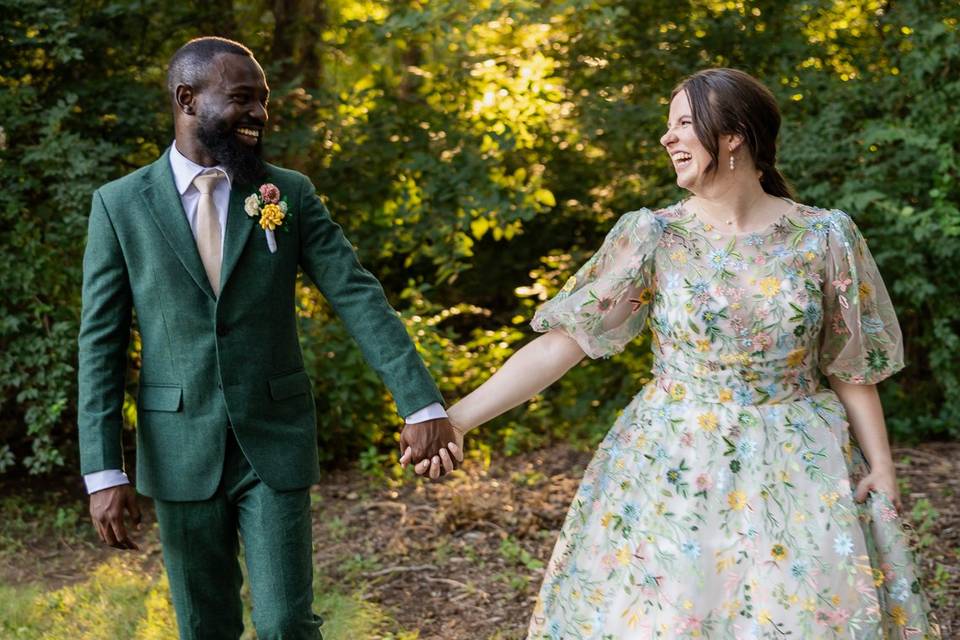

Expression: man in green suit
xmin=79 ymin=37 xmax=464 ymax=639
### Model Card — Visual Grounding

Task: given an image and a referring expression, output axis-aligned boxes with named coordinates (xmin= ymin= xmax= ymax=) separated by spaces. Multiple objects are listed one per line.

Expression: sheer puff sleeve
xmin=531 ymin=209 xmax=664 ymax=359
xmin=819 ymin=210 xmax=904 ymax=384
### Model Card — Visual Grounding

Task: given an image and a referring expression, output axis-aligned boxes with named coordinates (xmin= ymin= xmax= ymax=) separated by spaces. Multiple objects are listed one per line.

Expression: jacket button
xmin=216 ymin=324 xmax=228 ymax=337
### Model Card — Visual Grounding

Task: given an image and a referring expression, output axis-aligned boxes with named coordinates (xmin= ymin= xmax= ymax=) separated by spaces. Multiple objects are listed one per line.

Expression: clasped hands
xmin=398 ymin=417 xmax=466 ymax=479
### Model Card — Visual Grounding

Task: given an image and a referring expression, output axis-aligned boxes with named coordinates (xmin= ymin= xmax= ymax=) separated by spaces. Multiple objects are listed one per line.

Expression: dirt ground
xmin=2 ymin=441 xmax=958 ymax=639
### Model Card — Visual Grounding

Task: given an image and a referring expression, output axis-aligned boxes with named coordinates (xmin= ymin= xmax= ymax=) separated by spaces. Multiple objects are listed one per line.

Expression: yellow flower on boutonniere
xmin=260 ymin=203 xmax=285 ymax=230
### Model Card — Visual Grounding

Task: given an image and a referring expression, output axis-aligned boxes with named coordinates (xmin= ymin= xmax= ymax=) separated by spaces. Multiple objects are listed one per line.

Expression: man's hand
xmin=398 ymin=417 xmax=465 ymax=479
xmin=89 ymin=484 xmax=142 ymax=550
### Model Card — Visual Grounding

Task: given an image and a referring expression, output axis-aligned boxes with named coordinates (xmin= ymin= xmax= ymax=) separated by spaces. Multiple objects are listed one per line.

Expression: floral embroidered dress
xmin=527 ymin=200 xmax=939 ymax=639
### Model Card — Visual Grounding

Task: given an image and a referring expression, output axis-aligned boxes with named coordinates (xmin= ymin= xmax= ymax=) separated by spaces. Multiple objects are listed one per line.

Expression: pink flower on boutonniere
xmin=259 ymin=183 xmax=280 ymax=204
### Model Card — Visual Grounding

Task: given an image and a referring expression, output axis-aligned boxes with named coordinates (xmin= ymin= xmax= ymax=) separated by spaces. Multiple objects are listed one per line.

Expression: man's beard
xmin=196 ymin=110 xmax=267 ymax=186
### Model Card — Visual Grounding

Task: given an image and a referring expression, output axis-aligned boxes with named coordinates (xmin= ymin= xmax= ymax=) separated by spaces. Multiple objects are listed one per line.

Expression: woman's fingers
xmin=439 ymin=447 xmax=455 ymax=473
xmin=408 ymin=446 xmax=465 ymax=479
xmin=447 ymin=442 xmax=463 ymax=462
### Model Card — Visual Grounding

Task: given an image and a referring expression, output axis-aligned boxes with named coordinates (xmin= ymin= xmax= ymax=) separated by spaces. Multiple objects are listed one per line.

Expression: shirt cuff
xmin=404 ymin=402 xmax=448 ymax=423
xmin=84 ymin=469 xmax=130 ymax=494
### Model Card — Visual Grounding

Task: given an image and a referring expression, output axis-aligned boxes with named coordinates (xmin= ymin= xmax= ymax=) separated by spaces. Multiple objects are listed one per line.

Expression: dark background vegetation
xmin=2 ymin=0 xmax=959 ymax=479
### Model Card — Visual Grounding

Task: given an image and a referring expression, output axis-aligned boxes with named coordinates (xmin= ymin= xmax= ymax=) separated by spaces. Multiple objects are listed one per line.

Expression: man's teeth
xmin=236 ymin=127 xmax=260 ymax=137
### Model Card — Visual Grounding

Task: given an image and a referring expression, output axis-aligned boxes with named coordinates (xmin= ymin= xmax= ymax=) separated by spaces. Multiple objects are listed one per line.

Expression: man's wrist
xmin=84 ymin=469 xmax=130 ymax=494
xmin=404 ymin=402 xmax=447 ymax=424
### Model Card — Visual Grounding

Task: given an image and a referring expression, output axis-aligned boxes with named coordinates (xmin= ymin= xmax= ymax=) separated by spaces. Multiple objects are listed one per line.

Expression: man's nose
xmin=250 ymin=101 xmax=268 ymax=123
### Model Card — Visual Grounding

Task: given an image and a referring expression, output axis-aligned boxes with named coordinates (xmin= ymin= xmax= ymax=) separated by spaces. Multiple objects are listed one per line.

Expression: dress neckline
xmin=676 ymin=197 xmax=800 ymax=237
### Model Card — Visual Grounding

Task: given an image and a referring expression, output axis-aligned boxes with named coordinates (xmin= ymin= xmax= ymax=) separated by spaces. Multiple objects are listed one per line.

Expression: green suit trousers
xmin=153 ymin=428 xmax=323 ymax=639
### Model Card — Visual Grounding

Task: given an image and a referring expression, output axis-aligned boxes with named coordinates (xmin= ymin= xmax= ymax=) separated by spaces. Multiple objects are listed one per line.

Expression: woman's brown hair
xmin=672 ymin=68 xmax=793 ymax=199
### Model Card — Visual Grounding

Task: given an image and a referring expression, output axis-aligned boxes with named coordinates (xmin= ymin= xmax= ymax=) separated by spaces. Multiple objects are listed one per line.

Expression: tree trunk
xmin=272 ymin=0 xmax=325 ymax=88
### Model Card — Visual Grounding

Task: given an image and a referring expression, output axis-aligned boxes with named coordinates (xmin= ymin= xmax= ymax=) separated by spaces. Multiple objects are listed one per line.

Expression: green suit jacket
xmin=78 ymin=149 xmax=443 ymax=501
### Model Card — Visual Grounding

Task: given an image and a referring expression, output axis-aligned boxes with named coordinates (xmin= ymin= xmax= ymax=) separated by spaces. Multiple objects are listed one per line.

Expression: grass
xmin=0 ymin=554 xmax=413 ymax=639
xmin=0 ymin=557 xmax=163 ymax=639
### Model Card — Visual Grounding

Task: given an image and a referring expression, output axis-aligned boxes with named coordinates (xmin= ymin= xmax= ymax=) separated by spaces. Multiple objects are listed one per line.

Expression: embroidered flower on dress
xmin=833 ymin=532 xmax=854 ymax=557
xmin=727 ymin=491 xmax=747 ymax=511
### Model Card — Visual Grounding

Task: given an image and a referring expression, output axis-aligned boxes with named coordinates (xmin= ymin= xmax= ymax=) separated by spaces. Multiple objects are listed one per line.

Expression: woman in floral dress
xmin=429 ymin=68 xmax=939 ymax=638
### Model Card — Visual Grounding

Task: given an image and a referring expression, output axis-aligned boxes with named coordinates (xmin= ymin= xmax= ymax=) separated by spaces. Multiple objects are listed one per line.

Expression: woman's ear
xmin=724 ymin=132 xmax=745 ymax=153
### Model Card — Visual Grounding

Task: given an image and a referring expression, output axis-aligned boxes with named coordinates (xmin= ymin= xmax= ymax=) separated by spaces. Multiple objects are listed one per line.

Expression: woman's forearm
xmin=827 ymin=376 xmax=895 ymax=471
xmin=448 ymin=329 xmax=586 ymax=432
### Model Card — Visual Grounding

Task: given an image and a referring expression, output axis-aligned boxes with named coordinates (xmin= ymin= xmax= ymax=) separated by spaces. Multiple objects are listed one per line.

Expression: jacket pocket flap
xmin=139 ymin=384 xmax=183 ymax=412
xmin=268 ymin=370 xmax=311 ymax=400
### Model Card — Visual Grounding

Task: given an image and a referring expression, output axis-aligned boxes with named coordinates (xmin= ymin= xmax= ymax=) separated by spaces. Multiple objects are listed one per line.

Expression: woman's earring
xmin=729 ymin=152 xmax=736 ymax=171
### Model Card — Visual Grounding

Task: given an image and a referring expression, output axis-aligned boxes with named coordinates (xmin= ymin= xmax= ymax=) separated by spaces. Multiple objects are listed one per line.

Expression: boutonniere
xmin=244 ymin=183 xmax=291 ymax=253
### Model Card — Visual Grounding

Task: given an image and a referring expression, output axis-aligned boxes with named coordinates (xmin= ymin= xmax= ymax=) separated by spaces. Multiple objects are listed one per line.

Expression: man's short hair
xmin=167 ymin=37 xmax=255 ymax=98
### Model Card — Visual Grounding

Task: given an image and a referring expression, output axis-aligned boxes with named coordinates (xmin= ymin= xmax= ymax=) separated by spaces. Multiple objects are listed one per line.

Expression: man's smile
xmin=235 ymin=126 xmax=261 ymax=144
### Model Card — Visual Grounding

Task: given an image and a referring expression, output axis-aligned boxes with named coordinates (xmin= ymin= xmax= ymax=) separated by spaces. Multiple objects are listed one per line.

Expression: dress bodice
xmin=532 ymin=200 xmax=904 ymax=400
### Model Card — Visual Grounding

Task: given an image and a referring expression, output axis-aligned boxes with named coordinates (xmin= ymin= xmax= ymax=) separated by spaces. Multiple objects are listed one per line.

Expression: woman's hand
xmin=853 ymin=464 xmax=902 ymax=513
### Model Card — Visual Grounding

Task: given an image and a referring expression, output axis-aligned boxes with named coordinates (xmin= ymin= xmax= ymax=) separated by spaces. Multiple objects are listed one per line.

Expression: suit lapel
xmin=220 ymin=180 xmax=256 ymax=294
xmin=139 ymin=150 xmax=216 ymax=300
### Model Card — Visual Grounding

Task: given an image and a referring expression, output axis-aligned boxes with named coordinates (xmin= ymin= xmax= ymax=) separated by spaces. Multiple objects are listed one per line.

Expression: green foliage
xmin=499 ymin=536 xmax=544 ymax=571
xmin=0 ymin=492 xmax=93 ymax=557
xmin=2 ymin=0 xmax=958 ymax=476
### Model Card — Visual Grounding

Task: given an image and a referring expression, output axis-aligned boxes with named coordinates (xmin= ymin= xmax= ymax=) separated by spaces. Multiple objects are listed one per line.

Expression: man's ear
xmin=175 ymin=84 xmax=197 ymax=116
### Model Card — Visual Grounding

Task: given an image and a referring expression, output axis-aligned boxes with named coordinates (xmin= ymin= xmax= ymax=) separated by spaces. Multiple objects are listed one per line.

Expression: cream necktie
xmin=193 ymin=171 xmax=224 ymax=296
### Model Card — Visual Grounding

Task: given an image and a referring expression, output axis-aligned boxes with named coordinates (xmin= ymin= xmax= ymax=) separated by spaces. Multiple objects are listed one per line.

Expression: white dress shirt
xmin=83 ymin=143 xmax=446 ymax=494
